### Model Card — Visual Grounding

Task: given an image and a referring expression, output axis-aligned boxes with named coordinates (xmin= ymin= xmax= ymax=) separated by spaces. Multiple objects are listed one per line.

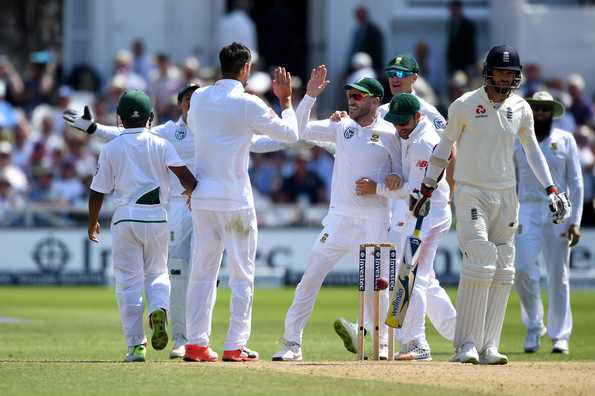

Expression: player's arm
xmin=246 ymin=67 xmax=299 ymax=143
xmin=519 ymin=105 xmax=570 ymax=224
xmin=88 ymin=190 xmax=103 ymax=243
xmin=565 ymin=134 xmax=584 ymax=246
xmin=63 ymin=106 xmax=122 ymax=141
xmin=249 ymin=135 xmax=337 ymax=155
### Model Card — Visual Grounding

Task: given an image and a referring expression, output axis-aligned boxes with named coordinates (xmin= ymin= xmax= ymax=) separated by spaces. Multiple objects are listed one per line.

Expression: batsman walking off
xmin=412 ymin=45 xmax=570 ymax=364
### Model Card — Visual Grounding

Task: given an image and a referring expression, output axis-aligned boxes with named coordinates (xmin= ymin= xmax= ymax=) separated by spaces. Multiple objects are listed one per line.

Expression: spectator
xmin=181 ymin=56 xmax=203 ymax=86
xmin=346 ymin=52 xmax=376 ymax=84
xmin=0 ymin=80 xmax=18 ymax=128
xmin=11 ymin=118 xmax=34 ymax=173
xmin=520 ymin=63 xmax=545 ymax=98
xmin=0 ymin=55 xmax=25 ymax=105
xmin=0 ymin=173 xmax=25 ymax=225
xmin=575 ymin=126 xmax=595 ymax=225
xmin=446 ymin=0 xmax=476 ymax=75
xmin=307 ymin=146 xmax=333 ymax=200
xmin=112 ymin=50 xmax=146 ymax=91
xmin=278 ymin=151 xmax=327 ymax=204
xmin=567 ymin=73 xmax=594 ymax=127
xmin=131 ymin=39 xmax=153 ymax=82
xmin=28 ymin=165 xmax=59 ymax=205
xmin=347 ymin=6 xmax=385 ymax=76
xmin=0 ymin=141 xmax=28 ymax=193
xmin=216 ymin=0 xmax=258 ymax=52
xmin=22 ymin=51 xmax=57 ymax=114
xmin=250 ymin=152 xmax=283 ymax=197
xmin=148 ymin=53 xmax=182 ymax=120
xmin=53 ymin=161 xmax=84 ymax=206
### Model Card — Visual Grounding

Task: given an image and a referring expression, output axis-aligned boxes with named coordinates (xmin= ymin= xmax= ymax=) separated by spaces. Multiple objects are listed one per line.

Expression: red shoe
xmin=222 ymin=347 xmax=259 ymax=362
xmin=183 ymin=344 xmax=218 ymax=362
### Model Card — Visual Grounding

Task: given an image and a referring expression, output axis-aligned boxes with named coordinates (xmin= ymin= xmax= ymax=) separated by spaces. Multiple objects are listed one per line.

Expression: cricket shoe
xmin=183 ymin=344 xmax=218 ymax=362
xmin=169 ymin=338 xmax=186 ymax=359
xmin=449 ymin=342 xmax=479 ymax=364
xmin=396 ymin=340 xmax=432 ymax=361
xmin=479 ymin=347 xmax=509 ymax=365
xmin=551 ymin=339 xmax=569 ymax=354
xmin=272 ymin=339 xmax=302 ymax=361
xmin=524 ymin=326 xmax=547 ymax=353
xmin=333 ymin=317 xmax=359 ymax=355
xmin=125 ymin=344 xmax=146 ymax=362
xmin=149 ymin=309 xmax=168 ymax=351
xmin=223 ymin=346 xmax=259 ymax=362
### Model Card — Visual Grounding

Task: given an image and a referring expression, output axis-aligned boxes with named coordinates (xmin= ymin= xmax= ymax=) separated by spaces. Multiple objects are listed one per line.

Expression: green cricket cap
xmin=385 ymin=54 xmax=420 ymax=73
xmin=117 ymin=90 xmax=153 ymax=123
xmin=343 ymin=77 xmax=384 ymax=98
xmin=177 ymin=83 xmax=200 ymax=104
xmin=384 ymin=93 xmax=421 ymax=124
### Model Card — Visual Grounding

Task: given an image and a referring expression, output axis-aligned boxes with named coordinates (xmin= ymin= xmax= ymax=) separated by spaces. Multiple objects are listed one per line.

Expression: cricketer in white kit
xmin=64 ymin=83 xmax=303 ymax=359
xmin=360 ymin=93 xmax=456 ymax=361
xmin=87 ymin=90 xmax=197 ymax=362
xmin=272 ymin=66 xmax=402 ymax=361
xmin=413 ymin=45 xmax=570 ymax=365
xmin=514 ymin=91 xmax=583 ymax=355
xmin=184 ymin=43 xmax=299 ymax=363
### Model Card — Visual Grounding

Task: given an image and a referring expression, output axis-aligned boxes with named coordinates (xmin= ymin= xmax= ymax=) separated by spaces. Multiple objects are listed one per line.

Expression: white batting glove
xmin=63 ymin=105 xmax=97 ymax=134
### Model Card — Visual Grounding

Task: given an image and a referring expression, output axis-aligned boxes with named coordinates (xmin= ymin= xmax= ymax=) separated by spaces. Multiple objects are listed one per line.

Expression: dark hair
xmin=219 ymin=42 xmax=251 ymax=77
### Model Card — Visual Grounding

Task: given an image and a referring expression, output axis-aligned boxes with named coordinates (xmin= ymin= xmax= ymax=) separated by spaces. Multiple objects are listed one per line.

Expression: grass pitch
xmin=1 ymin=286 xmax=594 ymax=395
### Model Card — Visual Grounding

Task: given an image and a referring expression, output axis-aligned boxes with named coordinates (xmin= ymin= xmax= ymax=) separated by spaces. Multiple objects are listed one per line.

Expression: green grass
xmin=0 ymin=286 xmax=593 ymax=395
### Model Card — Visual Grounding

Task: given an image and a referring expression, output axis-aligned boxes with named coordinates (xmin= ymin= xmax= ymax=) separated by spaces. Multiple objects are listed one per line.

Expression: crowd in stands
xmin=1 ymin=8 xmax=594 ymax=226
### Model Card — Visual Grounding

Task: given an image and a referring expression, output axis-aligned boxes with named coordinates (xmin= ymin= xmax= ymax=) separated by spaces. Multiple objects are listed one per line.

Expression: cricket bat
xmin=385 ymin=215 xmax=424 ymax=329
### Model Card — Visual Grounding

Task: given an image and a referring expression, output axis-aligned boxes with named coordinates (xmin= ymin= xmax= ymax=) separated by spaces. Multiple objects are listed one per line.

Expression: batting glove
xmin=411 ymin=181 xmax=434 ymax=217
xmin=63 ymin=105 xmax=97 ymax=134
xmin=546 ymin=185 xmax=571 ymax=224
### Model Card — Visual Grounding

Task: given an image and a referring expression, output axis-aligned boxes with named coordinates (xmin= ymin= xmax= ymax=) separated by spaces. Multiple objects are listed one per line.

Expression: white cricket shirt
xmin=297 ymin=95 xmax=402 ymax=220
xmin=515 ymin=128 xmax=583 ymax=226
xmin=90 ymin=128 xmax=185 ymax=224
xmin=188 ymin=79 xmax=298 ymax=211
xmin=444 ymin=88 xmax=536 ymax=190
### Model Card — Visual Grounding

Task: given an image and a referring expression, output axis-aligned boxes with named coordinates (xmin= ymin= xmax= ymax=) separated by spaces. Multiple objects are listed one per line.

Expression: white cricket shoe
xmin=272 ymin=340 xmax=303 ymax=361
xmin=333 ymin=317 xmax=359 ymax=355
xmin=552 ymin=339 xmax=569 ymax=354
xmin=396 ymin=340 xmax=432 ymax=361
xmin=169 ymin=338 xmax=186 ymax=359
xmin=524 ymin=326 xmax=547 ymax=353
xmin=479 ymin=347 xmax=509 ymax=365
xmin=449 ymin=342 xmax=479 ymax=364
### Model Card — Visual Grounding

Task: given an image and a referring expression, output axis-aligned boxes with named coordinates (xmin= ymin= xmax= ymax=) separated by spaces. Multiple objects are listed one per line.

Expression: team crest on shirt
xmin=551 ymin=142 xmax=558 ymax=151
xmin=320 ymin=233 xmax=329 ymax=243
xmin=434 ymin=118 xmax=446 ymax=130
xmin=344 ymin=127 xmax=356 ymax=139
xmin=370 ymin=134 xmax=379 ymax=143
xmin=175 ymin=128 xmax=186 ymax=140
xmin=475 ymin=105 xmax=488 ymax=118
xmin=506 ymin=107 xmax=513 ymax=121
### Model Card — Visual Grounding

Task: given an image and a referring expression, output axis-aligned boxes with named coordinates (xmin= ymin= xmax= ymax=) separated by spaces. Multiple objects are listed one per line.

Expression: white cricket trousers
xmin=515 ymin=202 xmax=572 ymax=341
xmin=167 ymin=198 xmax=194 ymax=344
xmin=187 ymin=207 xmax=257 ymax=350
xmin=283 ymin=213 xmax=390 ymax=346
xmin=112 ymin=220 xmax=171 ymax=347
xmin=392 ymin=204 xmax=456 ymax=346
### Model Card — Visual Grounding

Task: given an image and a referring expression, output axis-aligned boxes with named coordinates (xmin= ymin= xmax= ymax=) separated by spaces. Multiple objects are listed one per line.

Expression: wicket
xmin=358 ymin=243 xmax=397 ymax=361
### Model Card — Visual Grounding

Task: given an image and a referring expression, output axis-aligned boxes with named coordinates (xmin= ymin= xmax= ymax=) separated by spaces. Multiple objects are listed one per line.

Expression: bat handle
xmin=413 ymin=215 xmax=424 ymax=238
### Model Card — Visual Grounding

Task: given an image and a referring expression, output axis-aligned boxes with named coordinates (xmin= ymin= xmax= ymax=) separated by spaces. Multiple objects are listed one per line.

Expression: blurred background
xmin=0 ymin=0 xmax=594 ymax=287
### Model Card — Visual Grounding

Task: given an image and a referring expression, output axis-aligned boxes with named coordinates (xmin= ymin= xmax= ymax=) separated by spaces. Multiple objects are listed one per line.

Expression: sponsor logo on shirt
xmin=551 ymin=142 xmax=558 ymax=151
xmin=434 ymin=118 xmax=446 ymax=130
xmin=506 ymin=107 xmax=513 ymax=121
xmin=370 ymin=134 xmax=379 ymax=143
xmin=175 ymin=128 xmax=186 ymax=140
xmin=475 ymin=105 xmax=488 ymax=118
xmin=416 ymin=160 xmax=428 ymax=169
xmin=320 ymin=233 xmax=329 ymax=243
xmin=344 ymin=127 xmax=356 ymax=139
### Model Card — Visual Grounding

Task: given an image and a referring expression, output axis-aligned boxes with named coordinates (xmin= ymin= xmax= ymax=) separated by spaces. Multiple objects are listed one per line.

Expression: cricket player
xmin=272 ymin=66 xmax=402 ymax=361
xmin=412 ymin=45 xmax=570 ymax=365
xmin=64 ymin=84 xmax=301 ymax=359
xmin=514 ymin=91 xmax=583 ymax=355
xmin=350 ymin=93 xmax=456 ymax=361
xmin=87 ymin=90 xmax=197 ymax=362
xmin=184 ymin=42 xmax=299 ymax=362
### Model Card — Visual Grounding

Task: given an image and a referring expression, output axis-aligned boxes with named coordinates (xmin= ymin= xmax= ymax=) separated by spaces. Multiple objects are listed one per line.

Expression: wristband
xmin=545 ymin=185 xmax=558 ymax=195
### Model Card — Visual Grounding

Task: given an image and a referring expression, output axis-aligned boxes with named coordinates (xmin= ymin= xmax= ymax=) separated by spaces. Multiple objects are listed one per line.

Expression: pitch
xmin=1 ymin=286 xmax=594 ymax=395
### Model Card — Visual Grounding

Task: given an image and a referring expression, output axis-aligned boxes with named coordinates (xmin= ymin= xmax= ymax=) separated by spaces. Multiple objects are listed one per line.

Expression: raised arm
xmin=64 ymin=105 xmax=121 ymax=141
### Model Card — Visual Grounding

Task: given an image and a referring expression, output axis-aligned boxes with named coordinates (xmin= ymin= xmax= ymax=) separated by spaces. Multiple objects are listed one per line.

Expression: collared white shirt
xmin=297 ymin=95 xmax=402 ymax=220
xmin=379 ymin=91 xmax=447 ymax=133
xmin=188 ymin=79 xmax=298 ymax=211
xmin=91 ymin=128 xmax=184 ymax=223
xmin=444 ymin=88 xmax=535 ymax=190
xmin=515 ymin=128 xmax=583 ymax=226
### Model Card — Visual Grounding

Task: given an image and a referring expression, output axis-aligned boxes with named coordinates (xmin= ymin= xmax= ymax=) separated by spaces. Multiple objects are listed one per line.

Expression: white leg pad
xmin=482 ymin=244 xmax=515 ymax=352
xmin=454 ymin=240 xmax=496 ymax=349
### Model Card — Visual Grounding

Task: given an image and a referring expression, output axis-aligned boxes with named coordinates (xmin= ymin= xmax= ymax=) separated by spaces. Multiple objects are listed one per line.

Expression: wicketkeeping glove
xmin=63 ymin=105 xmax=97 ymax=134
xmin=546 ymin=186 xmax=571 ymax=224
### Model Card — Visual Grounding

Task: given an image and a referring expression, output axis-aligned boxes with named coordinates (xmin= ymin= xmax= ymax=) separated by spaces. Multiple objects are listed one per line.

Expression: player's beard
xmin=350 ymin=101 xmax=372 ymax=122
xmin=534 ymin=118 xmax=553 ymax=142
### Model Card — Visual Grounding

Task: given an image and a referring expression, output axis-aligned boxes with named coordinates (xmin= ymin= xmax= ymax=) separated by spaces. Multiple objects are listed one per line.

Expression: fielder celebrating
xmin=514 ymin=91 xmax=583 ymax=355
xmin=272 ymin=66 xmax=402 ymax=361
xmin=185 ymin=42 xmax=299 ymax=362
xmin=351 ymin=93 xmax=456 ymax=361
xmin=412 ymin=45 xmax=570 ymax=365
xmin=87 ymin=90 xmax=197 ymax=362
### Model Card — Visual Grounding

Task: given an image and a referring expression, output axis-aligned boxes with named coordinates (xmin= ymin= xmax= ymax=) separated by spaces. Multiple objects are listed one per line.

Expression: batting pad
xmin=454 ymin=240 xmax=497 ymax=349
xmin=168 ymin=258 xmax=189 ymax=342
xmin=482 ymin=244 xmax=515 ymax=351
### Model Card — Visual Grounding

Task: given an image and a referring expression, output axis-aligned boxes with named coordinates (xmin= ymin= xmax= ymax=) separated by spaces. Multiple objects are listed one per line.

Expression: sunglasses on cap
xmin=386 ymin=70 xmax=415 ymax=79
xmin=348 ymin=92 xmax=371 ymax=101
